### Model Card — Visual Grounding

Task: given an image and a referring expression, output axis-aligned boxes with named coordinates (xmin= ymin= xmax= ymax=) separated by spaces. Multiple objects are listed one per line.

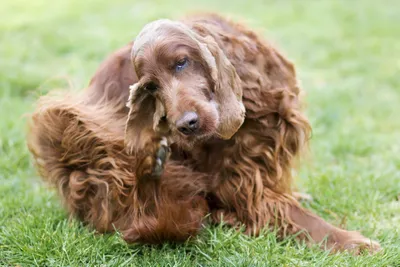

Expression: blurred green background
xmin=1 ymin=0 xmax=399 ymax=266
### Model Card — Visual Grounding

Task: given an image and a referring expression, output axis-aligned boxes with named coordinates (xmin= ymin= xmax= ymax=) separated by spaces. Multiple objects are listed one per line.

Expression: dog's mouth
xmin=157 ymin=103 xmax=219 ymax=147
xmin=155 ymin=116 xmax=210 ymax=144
xmin=167 ymin=122 xmax=215 ymax=147
xmin=170 ymin=133 xmax=213 ymax=149
xmin=174 ymin=126 xmax=213 ymax=140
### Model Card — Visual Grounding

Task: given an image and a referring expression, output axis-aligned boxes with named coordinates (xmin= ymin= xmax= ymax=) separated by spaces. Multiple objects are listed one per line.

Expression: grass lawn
xmin=1 ymin=0 xmax=399 ymax=266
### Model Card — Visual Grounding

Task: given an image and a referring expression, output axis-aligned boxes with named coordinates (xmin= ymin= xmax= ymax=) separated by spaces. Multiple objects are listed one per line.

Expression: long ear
xmin=124 ymin=83 xmax=166 ymax=154
xmin=198 ymin=36 xmax=245 ymax=139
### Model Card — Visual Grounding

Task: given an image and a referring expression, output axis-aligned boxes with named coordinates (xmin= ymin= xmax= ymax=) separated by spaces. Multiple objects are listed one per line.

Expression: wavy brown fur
xmin=27 ymin=14 xmax=380 ymax=253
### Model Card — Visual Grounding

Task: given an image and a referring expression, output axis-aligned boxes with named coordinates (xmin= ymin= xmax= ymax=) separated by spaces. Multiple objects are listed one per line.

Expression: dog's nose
xmin=176 ymin=112 xmax=199 ymax=135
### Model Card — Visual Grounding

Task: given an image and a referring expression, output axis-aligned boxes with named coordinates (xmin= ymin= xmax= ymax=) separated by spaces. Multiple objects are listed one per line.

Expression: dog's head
xmin=125 ymin=19 xmax=245 ymax=151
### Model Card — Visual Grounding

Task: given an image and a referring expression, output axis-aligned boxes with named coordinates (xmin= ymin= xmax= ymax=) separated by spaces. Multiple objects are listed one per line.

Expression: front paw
xmin=136 ymin=137 xmax=171 ymax=180
xmin=330 ymin=231 xmax=381 ymax=255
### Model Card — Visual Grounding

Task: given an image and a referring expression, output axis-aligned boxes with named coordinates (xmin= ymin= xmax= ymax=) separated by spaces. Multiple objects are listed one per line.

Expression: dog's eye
xmin=145 ymin=82 xmax=158 ymax=93
xmin=175 ymin=58 xmax=188 ymax=72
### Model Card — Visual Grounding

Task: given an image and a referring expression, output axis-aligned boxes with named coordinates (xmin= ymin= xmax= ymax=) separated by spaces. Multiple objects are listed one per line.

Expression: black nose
xmin=176 ymin=112 xmax=199 ymax=135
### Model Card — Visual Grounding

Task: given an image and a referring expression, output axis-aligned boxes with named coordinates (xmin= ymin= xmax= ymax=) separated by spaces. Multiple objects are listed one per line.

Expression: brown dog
xmin=28 ymin=14 xmax=380 ymax=254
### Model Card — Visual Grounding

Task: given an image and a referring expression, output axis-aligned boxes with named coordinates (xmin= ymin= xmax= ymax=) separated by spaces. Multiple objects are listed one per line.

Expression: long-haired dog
xmin=28 ymin=14 xmax=380 ymax=253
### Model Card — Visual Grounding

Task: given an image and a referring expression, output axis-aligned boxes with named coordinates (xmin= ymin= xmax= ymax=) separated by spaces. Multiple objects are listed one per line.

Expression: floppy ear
xmin=195 ymin=35 xmax=246 ymax=139
xmin=125 ymin=83 xmax=166 ymax=154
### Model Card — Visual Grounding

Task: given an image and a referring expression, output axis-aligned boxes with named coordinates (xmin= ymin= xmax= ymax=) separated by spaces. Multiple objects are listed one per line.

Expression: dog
xmin=28 ymin=13 xmax=380 ymax=254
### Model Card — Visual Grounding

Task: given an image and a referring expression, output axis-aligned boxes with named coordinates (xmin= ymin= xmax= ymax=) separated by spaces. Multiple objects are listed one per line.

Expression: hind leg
xmin=122 ymin=162 xmax=211 ymax=244
xmin=135 ymin=137 xmax=171 ymax=180
xmin=28 ymin=100 xmax=211 ymax=243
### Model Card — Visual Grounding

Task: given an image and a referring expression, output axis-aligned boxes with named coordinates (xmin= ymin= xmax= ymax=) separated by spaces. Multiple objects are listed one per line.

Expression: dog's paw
xmin=151 ymin=137 xmax=170 ymax=177
xmin=338 ymin=236 xmax=381 ymax=255
xmin=329 ymin=231 xmax=381 ymax=255
xmin=136 ymin=137 xmax=170 ymax=180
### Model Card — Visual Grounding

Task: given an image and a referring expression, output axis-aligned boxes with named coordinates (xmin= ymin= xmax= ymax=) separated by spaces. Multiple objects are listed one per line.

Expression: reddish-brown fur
xmin=27 ymin=14 xmax=380 ymax=253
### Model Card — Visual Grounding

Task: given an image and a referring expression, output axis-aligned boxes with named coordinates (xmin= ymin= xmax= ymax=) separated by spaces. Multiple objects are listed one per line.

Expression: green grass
xmin=1 ymin=0 xmax=399 ymax=266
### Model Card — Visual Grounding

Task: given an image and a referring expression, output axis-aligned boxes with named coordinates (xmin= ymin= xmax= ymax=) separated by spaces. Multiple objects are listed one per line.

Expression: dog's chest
xmin=170 ymin=139 xmax=234 ymax=173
